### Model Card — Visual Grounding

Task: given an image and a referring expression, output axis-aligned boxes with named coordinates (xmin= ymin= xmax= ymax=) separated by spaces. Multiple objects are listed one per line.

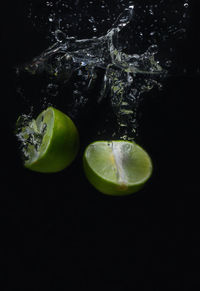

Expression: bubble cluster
xmin=16 ymin=114 xmax=47 ymax=161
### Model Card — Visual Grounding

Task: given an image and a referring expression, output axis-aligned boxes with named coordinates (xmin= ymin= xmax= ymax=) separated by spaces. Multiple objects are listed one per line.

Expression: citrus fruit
xmin=83 ymin=140 xmax=153 ymax=195
xmin=17 ymin=107 xmax=79 ymax=173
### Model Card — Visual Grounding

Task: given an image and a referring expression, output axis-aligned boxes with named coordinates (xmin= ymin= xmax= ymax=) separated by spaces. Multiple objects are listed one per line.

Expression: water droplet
xmin=88 ymin=16 xmax=95 ymax=23
xmin=149 ymin=9 xmax=154 ymax=16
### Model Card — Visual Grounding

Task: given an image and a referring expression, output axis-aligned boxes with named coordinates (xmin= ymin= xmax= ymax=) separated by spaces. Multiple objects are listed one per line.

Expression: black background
xmin=1 ymin=1 xmax=200 ymax=290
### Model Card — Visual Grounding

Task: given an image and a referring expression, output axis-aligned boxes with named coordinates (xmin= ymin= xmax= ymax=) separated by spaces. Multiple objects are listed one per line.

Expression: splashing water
xmin=16 ymin=114 xmax=47 ymax=162
xmin=17 ymin=0 xmax=190 ymax=140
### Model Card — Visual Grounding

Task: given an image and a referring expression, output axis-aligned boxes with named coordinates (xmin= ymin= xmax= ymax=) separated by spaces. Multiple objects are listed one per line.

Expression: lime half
xmin=83 ymin=140 xmax=153 ymax=196
xmin=18 ymin=107 xmax=79 ymax=173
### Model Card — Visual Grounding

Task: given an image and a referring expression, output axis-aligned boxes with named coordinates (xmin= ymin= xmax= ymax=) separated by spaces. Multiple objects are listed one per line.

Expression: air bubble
xmin=55 ymin=30 xmax=66 ymax=43
xmin=48 ymin=17 xmax=54 ymax=22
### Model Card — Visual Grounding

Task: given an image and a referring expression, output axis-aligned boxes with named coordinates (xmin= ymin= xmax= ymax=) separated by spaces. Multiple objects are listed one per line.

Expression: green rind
xmin=25 ymin=107 xmax=79 ymax=173
xmin=83 ymin=140 xmax=153 ymax=196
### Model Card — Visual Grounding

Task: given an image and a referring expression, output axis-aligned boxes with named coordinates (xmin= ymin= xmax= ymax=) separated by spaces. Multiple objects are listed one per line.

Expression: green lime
xmin=83 ymin=140 xmax=153 ymax=196
xmin=17 ymin=107 xmax=79 ymax=173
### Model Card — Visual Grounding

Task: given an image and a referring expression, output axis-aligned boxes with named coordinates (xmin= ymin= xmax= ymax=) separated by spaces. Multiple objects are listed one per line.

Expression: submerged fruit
xmin=17 ymin=107 xmax=79 ymax=173
xmin=83 ymin=140 xmax=153 ymax=195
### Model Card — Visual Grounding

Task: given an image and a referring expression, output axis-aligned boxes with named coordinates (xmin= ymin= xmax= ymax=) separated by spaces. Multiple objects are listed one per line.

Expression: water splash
xmin=16 ymin=114 xmax=47 ymax=162
xmin=18 ymin=0 xmax=190 ymax=140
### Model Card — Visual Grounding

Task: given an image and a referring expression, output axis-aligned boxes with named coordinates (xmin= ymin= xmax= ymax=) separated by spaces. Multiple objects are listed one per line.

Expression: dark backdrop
xmin=1 ymin=1 xmax=200 ymax=290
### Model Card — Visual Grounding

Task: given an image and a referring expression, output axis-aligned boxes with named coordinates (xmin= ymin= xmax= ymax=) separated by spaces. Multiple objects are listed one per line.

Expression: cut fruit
xmin=17 ymin=107 xmax=79 ymax=173
xmin=83 ymin=140 xmax=153 ymax=196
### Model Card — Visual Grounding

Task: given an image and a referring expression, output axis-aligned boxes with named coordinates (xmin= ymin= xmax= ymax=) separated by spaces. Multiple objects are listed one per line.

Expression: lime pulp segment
xmin=83 ymin=140 xmax=153 ymax=195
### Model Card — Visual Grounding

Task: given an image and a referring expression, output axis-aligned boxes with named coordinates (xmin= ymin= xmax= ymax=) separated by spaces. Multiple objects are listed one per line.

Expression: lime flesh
xmin=23 ymin=107 xmax=79 ymax=173
xmin=83 ymin=140 xmax=153 ymax=195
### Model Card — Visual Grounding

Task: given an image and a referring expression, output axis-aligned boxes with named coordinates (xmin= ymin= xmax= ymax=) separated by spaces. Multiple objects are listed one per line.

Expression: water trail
xmin=17 ymin=1 xmax=190 ymax=140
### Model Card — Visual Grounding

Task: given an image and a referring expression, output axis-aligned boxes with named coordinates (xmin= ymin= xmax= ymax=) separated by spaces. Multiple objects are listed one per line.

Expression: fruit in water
xmin=18 ymin=107 xmax=79 ymax=173
xmin=83 ymin=140 xmax=153 ymax=195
